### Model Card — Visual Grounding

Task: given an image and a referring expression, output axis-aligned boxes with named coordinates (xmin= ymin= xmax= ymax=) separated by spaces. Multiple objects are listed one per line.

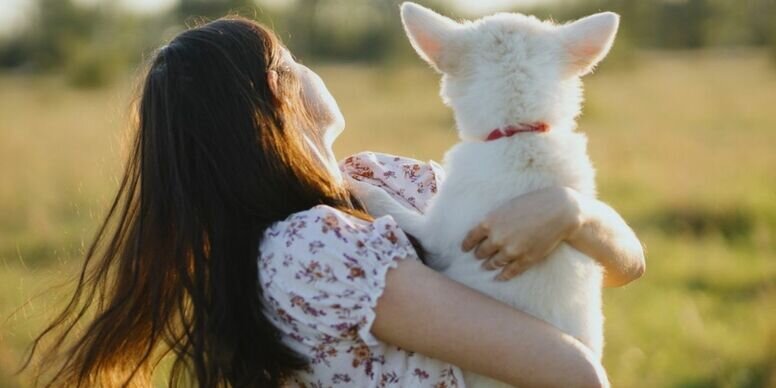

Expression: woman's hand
xmin=462 ymin=187 xmax=645 ymax=286
xmin=462 ymin=187 xmax=582 ymax=280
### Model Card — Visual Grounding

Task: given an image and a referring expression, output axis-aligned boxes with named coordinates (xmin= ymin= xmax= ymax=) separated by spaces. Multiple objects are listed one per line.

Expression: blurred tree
xmin=0 ymin=39 xmax=29 ymax=69
xmin=286 ymin=0 xmax=320 ymax=59
xmin=655 ymin=0 xmax=710 ymax=49
xmin=28 ymin=0 xmax=99 ymax=70
xmin=281 ymin=0 xmax=454 ymax=63
xmin=3 ymin=0 xmax=776 ymax=79
xmin=738 ymin=0 xmax=775 ymax=43
xmin=746 ymin=0 xmax=776 ymax=62
xmin=177 ymin=0 xmax=257 ymax=22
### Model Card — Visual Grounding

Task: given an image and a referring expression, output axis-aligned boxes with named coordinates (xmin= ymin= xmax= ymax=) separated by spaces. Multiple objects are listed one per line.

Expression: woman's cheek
xmin=306 ymin=70 xmax=345 ymax=129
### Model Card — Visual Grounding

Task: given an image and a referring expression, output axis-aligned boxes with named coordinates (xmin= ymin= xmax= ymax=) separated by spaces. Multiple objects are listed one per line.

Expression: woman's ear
xmin=267 ymin=69 xmax=280 ymax=98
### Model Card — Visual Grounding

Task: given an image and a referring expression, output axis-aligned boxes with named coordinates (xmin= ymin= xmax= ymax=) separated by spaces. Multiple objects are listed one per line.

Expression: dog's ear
xmin=400 ymin=2 xmax=462 ymax=73
xmin=560 ymin=12 xmax=619 ymax=76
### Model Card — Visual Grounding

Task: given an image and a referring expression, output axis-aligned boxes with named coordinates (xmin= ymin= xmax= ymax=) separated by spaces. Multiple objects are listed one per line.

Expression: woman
xmin=26 ymin=17 xmax=644 ymax=387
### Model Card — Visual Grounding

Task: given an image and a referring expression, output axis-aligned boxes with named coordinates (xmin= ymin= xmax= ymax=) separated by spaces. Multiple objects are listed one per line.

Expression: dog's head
xmin=400 ymin=2 xmax=618 ymax=140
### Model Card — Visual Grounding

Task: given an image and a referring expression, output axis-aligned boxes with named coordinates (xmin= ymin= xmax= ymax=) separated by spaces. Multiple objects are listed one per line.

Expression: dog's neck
xmin=455 ymin=117 xmax=579 ymax=143
xmin=485 ymin=122 xmax=549 ymax=141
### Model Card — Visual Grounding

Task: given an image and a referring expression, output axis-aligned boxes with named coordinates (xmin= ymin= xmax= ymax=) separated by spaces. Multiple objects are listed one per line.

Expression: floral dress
xmin=259 ymin=152 xmax=463 ymax=387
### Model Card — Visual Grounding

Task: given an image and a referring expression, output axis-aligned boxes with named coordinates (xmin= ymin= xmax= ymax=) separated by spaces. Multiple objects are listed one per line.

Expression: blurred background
xmin=0 ymin=0 xmax=775 ymax=387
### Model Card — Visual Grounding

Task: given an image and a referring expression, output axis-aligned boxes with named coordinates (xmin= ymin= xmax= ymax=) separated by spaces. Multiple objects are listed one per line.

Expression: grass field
xmin=1 ymin=50 xmax=775 ymax=387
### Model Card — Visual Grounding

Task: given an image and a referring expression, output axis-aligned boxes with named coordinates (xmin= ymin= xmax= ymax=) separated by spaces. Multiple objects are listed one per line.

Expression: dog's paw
xmin=345 ymin=175 xmax=399 ymax=217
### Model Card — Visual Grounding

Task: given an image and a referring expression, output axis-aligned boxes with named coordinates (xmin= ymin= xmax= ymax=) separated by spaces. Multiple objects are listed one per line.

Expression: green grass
xmin=1 ymin=50 xmax=775 ymax=387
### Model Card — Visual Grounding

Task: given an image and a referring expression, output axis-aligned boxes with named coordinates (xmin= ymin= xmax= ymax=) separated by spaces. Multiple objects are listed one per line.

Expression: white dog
xmin=350 ymin=3 xmax=619 ymax=386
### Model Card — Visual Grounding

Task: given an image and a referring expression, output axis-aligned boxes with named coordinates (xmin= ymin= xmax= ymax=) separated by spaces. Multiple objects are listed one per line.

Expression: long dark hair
xmin=24 ymin=17 xmax=362 ymax=387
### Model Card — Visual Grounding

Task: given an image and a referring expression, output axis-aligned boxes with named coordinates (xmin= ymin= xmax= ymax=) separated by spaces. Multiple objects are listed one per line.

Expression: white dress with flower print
xmin=259 ymin=152 xmax=463 ymax=387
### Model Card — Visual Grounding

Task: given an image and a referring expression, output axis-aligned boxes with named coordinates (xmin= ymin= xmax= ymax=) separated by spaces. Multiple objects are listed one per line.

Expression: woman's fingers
xmin=483 ymin=251 xmax=513 ymax=270
xmin=497 ymin=257 xmax=533 ymax=281
xmin=474 ymin=238 xmax=500 ymax=260
xmin=496 ymin=240 xmax=560 ymax=280
xmin=462 ymin=224 xmax=488 ymax=252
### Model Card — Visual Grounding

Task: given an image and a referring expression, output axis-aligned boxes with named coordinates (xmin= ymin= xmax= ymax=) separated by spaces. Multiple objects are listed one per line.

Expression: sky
xmin=0 ymin=0 xmax=546 ymax=36
xmin=0 ymin=0 xmax=28 ymax=35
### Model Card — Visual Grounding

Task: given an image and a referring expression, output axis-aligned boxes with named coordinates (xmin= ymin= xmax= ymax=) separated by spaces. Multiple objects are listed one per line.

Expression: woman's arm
xmin=567 ymin=191 xmax=645 ymax=287
xmin=462 ymin=187 xmax=645 ymax=287
xmin=373 ymin=259 xmax=608 ymax=388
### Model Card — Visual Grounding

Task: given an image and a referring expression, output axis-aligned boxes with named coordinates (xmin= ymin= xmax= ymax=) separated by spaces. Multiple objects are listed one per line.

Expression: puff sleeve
xmin=259 ymin=206 xmax=419 ymax=350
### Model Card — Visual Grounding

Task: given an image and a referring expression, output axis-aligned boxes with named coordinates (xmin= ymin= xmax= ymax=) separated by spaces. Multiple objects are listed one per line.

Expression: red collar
xmin=485 ymin=122 xmax=549 ymax=141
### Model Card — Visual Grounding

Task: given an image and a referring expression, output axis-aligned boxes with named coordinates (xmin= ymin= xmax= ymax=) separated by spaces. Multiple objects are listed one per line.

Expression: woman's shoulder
xmin=258 ymin=204 xmax=418 ymax=348
xmin=260 ymin=205 xmax=418 ymax=284
xmin=264 ymin=205 xmax=413 ymax=253
xmin=263 ymin=204 xmax=369 ymax=246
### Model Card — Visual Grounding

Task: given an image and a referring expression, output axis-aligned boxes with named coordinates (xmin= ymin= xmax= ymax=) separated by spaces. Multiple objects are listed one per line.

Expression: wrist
xmin=560 ymin=187 xmax=586 ymax=241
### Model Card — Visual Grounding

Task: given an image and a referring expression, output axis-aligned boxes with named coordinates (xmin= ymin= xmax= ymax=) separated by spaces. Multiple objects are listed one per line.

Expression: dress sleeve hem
xmin=357 ymin=251 xmax=411 ymax=347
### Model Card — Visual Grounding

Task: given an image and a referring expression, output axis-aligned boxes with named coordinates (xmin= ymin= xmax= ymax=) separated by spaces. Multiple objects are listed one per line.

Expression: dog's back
xmin=425 ymin=131 xmax=602 ymax=387
xmin=395 ymin=3 xmax=620 ymax=386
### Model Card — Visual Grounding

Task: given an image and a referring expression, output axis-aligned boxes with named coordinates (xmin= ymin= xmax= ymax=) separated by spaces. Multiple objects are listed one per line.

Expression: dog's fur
xmin=350 ymin=3 xmax=619 ymax=386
